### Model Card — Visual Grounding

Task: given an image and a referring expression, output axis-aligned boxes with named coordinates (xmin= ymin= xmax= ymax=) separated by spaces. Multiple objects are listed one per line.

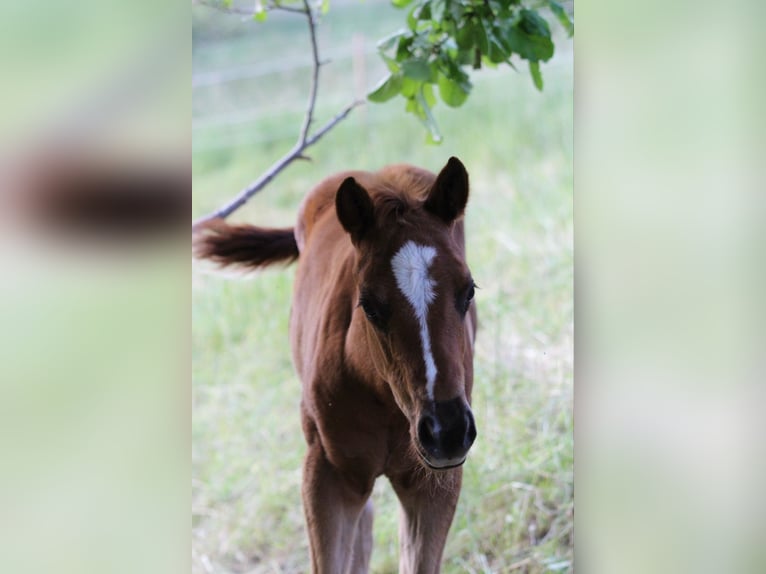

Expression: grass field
xmin=192 ymin=2 xmax=573 ymax=572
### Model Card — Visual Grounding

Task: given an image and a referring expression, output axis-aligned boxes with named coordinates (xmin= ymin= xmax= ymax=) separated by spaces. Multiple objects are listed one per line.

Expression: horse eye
xmin=360 ymin=297 xmax=388 ymax=329
xmin=362 ymin=302 xmax=377 ymax=320
xmin=460 ymin=281 xmax=476 ymax=314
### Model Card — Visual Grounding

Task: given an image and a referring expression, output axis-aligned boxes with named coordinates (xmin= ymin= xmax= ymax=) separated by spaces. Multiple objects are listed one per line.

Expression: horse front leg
xmin=391 ymin=467 xmax=463 ymax=574
xmin=302 ymin=443 xmax=372 ymax=574
xmin=349 ymin=498 xmax=374 ymax=574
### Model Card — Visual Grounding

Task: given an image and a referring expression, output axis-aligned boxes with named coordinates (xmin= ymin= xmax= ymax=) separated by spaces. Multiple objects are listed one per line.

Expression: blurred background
xmin=193 ymin=1 xmax=573 ymax=572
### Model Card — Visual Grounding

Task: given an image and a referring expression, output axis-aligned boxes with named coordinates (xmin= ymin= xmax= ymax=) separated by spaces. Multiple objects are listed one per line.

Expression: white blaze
xmin=391 ymin=241 xmax=438 ymax=400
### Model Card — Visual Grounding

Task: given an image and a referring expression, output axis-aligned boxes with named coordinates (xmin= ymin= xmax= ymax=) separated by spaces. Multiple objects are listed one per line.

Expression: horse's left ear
xmin=336 ymin=176 xmax=375 ymax=245
xmin=424 ymin=156 xmax=469 ymax=224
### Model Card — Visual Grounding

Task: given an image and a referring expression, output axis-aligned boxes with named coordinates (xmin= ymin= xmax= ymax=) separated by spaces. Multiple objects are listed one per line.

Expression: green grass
xmin=193 ymin=2 xmax=572 ymax=572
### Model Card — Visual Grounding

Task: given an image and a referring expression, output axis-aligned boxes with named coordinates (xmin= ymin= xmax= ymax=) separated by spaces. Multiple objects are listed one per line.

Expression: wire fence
xmin=193 ymin=43 xmax=379 ymax=89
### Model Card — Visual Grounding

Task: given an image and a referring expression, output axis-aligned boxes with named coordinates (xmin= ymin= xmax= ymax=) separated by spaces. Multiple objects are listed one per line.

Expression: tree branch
xmin=192 ymin=0 xmax=365 ymax=231
xmin=192 ymin=100 xmax=363 ymax=230
xmin=298 ymin=0 xmax=320 ymax=144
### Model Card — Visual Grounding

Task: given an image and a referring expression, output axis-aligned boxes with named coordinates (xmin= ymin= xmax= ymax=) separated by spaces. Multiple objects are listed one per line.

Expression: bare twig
xmin=192 ymin=0 xmax=365 ymax=231
xmin=298 ymin=0 xmax=321 ymax=144
xmin=192 ymin=100 xmax=363 ymax=230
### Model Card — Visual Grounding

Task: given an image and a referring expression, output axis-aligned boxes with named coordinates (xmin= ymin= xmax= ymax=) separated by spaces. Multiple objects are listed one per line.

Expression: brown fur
xmin=196 ymin=159 xmax=478 ymax=573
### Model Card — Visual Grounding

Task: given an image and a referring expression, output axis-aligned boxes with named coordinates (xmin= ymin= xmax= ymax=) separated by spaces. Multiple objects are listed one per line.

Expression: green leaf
xmin=448 ymin=1 xmax=465 ymax=22
xmin=222 ymin=0 xmax=232 ymax=7
xmin=367 ymin=73 xmax=404 ymax=102
xmin=520 ymin=9 xmax=551 ymax=38
xmin=441 ymin=18 xmax=457 ymax=39
xmin=396 ymin=35 xmax=414 ymax=60
xmin=429 ymin=61 xmax=441 ymax=84
xmin=377 ymin=29 xmax=407 ymax=52
xmin=548 ymin=1 xmax=574 ymax=37
xmin=392 ymin=0 xmax=414 ymax=8
xmin=506 ymin=16 xmax=554 ymax=62
xmin=489 ymin=0 xmax=513 ymax=19
xmin=402 ymin=58 xmax=433 ymax=82
xmin=425 ymin=131 xmax=441 ymax=145
xmin=437 ymin=72 xmax=469 ymax=107
xmin=473 ymin=21 xmax=489 ymax=56
xmin=455 ymin=22 xmax=474 ymax=51
xmin=406 ymin=2 xmax=431 ymax=29
xmin=455 ymin=48 xmax=474 ymax=67
xmin=416 ymin=2 xmax=432 ymax=21
xmin=529 ymin=60 xmax=543 ymax=91
xmin=416 ymin=88 xmax=442 ymax=143
xmin=405 ymin=96 xmax=420 ymax=116
xmin=320 ymin=0 xmax=330 ymax=15
xmin=406 ymin=5 xmax=419 ymax=31
xmin=380 ymin=53 xmax=401 ymax=74
xmin=252 ymin=0 xmax=267 ymax=21
xmin=443 ymin=57 xmax=471 ymax=92
xmin=487 ymin=29 xmax=510 ymax=64
xmin=400 ymin=76 xmax=421 ymax=98
xmin=430 ymin=0 xmax=445 ymax=22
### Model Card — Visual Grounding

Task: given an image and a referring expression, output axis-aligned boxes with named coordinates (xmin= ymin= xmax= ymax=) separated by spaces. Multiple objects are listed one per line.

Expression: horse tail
xmin=194 ymin=218 xmax=299 ymax=270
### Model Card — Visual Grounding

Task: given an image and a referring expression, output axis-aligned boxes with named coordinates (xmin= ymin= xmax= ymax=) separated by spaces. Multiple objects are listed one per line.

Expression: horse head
xmin=336 ymin=157 xmax=477 ymax=470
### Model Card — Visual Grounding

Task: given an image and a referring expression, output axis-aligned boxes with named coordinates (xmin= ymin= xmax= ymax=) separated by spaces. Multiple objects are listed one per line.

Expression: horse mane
xmin=367 ymin=165 xmax=436 ymax=227
xmin=369 ymin=191 xmax=412 ymax=225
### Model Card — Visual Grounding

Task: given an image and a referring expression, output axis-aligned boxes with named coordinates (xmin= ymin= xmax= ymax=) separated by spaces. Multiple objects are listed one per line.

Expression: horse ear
xmin=336 ymin=176 xmax=375 ymax=245
xmin=424 ymin=156 xmax=469 ymax=224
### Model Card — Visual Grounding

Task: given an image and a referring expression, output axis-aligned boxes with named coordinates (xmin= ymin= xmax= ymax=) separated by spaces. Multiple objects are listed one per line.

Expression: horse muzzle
xmin=416 ymin=397 xmax=477 ymax=470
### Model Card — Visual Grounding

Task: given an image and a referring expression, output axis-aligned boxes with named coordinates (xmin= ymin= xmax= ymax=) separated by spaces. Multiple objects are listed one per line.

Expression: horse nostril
xmin=417 ymin=415 xmax=439 ymax=452
xmin=418 ymin=402 xmax=476 ymax=465
xmin=465 ymin=410 xmax=477 ymax=448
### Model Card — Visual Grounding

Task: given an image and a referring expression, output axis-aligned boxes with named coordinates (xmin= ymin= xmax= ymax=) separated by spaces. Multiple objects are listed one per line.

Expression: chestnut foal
xmin=196 ymin=157 xmax=477 ymax=573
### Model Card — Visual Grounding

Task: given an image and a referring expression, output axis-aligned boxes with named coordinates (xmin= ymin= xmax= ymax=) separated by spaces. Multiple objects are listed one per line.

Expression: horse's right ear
xmin=424 ymin=156 xmax=469 ymax=224
xmin=336 ymin=177 xmax=374 ymax=245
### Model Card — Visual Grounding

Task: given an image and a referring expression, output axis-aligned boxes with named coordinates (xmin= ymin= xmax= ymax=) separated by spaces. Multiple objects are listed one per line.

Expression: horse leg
xmin=302 ymin=444 xmax=372 ymax=574
xmin=390 ymin=469 xmax=462 ymax=574
xmin=348 ymin=498 xmax=374 ymax=574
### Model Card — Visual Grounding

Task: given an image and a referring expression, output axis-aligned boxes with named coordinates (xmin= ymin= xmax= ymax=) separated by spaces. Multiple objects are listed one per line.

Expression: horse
xmin=195 ymin=156 xmax=478 ymax=573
